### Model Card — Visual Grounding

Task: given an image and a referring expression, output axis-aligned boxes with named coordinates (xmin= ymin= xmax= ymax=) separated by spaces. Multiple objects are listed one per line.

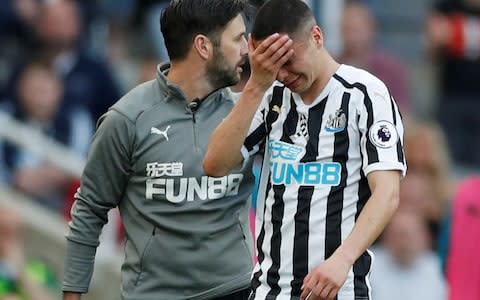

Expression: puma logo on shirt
xmin=151 ymin=126 xmax=170 ymax=141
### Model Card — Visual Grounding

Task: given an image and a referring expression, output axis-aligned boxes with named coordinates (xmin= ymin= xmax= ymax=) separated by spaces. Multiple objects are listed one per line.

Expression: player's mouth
xmin=285 ymin=76 xmax=300 ymax=88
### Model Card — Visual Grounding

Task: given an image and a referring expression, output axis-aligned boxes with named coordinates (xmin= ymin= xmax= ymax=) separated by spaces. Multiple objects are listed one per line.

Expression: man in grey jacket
xmin=62 ymin=1 xmax=255 ymax=299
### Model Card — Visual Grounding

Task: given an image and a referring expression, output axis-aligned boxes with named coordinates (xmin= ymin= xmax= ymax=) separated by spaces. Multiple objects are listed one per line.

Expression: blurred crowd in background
xmin=0 ymin=0 xmax=480 ymax=299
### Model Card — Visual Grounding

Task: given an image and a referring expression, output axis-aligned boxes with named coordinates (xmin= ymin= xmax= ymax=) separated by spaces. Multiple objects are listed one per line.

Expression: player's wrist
xmin=244 ymin=77 xmax=271 ymax=95
xmin=334 ymin=247 xmax=357 ymax=266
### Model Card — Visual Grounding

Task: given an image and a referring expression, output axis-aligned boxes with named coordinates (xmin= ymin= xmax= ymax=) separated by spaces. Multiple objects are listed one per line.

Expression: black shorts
xmin=211 ymin=288 xmax=251 ymax=300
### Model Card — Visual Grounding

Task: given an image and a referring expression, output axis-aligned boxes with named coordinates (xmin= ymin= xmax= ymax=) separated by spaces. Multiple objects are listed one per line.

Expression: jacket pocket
xmin=237 ymin=220 xmax=253 ymax=262
xmin=134 ymin=227 xmax=156 ymax=286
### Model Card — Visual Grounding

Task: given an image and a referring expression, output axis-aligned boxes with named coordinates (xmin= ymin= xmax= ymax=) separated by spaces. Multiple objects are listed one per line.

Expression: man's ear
xmin=193 ymin=34 xmax=213 ymax=60
xmin=311 ymin=25 xmax=324 ymax=48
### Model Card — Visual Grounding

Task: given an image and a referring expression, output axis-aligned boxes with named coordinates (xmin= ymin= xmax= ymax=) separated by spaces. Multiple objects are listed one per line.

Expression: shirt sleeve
xmin=357 ymin=79 xmax=407 ymax=177
xmin=63 ymin=109 xmax=135 ymax=292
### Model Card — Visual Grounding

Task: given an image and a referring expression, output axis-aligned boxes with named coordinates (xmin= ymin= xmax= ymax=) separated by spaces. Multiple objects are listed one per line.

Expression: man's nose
xmin=241 ymin=36 xmax=248 ymax=56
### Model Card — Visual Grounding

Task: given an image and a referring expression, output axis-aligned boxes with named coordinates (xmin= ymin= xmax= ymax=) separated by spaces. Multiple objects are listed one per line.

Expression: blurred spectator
xmin=144 ymin=1 xmax=170 ymax=61
xmin=446 ymin=176 xmax=480 ymax=300
xmin=426 ymin=0 xmax=480 ymax=168
xmin=338 ymin=1 xmax=411 ymax=114
xmin=136 ymin=57 xmax=159 ymax=85
xmin=0 ymin=0 xmax=39 ymax=35
xmin=5 ymin=0 xmax=121 ymax=123
xmin=399 ymin=172 xmax=443 ymax=231
xmin=402 ymin=120 xmax=455 ymax=254
xmin=0 ymin=206 xmax=57 ymax=300
xmin=0 ymin=0 xmax=40 ymax=96
xmin=404 ymin=121 xmax=454 ymax=206
xmin=370 ymin=211 xmax=447 ymax=300
xmin=0 ymin=63 xmax=93 ymax=213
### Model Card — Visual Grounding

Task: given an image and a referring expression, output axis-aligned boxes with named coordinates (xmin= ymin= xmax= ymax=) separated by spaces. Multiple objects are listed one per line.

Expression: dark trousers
xmin=212 ymin=288 xmax=251 ymax=300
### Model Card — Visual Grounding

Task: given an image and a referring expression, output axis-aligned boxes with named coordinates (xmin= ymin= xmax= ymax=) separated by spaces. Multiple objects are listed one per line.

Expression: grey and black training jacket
xmin=63 ymin=62 xmax=255 ymax=300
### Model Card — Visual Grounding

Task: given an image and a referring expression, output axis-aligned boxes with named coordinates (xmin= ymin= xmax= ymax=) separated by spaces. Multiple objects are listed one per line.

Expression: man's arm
xmin=203 ymin=33 xmax=293 ymax=176
xmin=63 ymin=292 xmax=81 ymax=300
xmin=300 ymin=170 xmax=401 ymax=300
xmin=63 ymin=110 xmax=134 ymax=298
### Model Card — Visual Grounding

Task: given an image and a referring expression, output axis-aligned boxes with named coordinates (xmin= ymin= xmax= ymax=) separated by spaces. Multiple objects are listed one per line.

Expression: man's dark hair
xmin=161 ymin=0 xmax=249 ymax=61
xmin=251 ymin=0 xmax=316 ymax=40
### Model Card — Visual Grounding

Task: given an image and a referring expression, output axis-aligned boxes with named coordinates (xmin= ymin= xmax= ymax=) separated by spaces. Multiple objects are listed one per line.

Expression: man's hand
xmin=300 ymin=253 xmax=352 ymax=300
xmin=247 ymin=33 xmax=294 ymax=92
xmin=63 ymin=292 xmax=81 ymax=300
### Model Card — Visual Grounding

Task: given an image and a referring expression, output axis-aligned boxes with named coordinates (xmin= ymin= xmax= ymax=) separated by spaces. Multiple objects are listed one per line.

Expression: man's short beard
xmin=206 ymin=46 xmax=241 ymax=89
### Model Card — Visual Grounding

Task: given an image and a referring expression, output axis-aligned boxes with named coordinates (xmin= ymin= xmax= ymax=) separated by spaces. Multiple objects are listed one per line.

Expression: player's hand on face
xmin=248 ymin=33 xmax=294 ymax=91
xmin=300 ymin=253 xmax=351 ymax=300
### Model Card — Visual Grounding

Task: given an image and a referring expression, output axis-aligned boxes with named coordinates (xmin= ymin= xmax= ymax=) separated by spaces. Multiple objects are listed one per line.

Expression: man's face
xmin=340 ymin=4 xmax=375 ymax=52
xmin=18 ymin=67 xmax=63 ymax=122
xmin=253 ymin=31 xmax=319 ymax=95
xmin=384 ymin=212 xmax=429 ymax=266
xmin=206 ymin=15 xmax=248 ymax=89
xmin=276 ymin=39 xmax=316 ymax=94
xmin=38 ymin=1 xmax=81 ymax=49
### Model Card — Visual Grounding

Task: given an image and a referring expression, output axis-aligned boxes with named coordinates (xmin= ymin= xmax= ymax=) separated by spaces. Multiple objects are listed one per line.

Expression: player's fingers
xmin=302 ymin=271 xmax=313 ymax=287
xmin=253 ymin=33 xmax=281 ymax=53
xmin=268 ymin=39 xmax=293 ymax=65
xmin=300 ymin=288 xmax=313 ymax=300
xmin=318 ymin=284 xmax=332 ymax=299
xmin=260 ymin=35 xmax=291 ymax=59
xmin=325 ymin=285 xmax=340 ymax=300
xmin=300 ymin=278 xmax=317 ymax=300
xmin=273 ymin=48 xmax=294 ymax=69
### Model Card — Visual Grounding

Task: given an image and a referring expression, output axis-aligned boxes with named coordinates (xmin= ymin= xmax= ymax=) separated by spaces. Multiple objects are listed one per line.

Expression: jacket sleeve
xmin=63 ymin=109 xmax=135 ymax=292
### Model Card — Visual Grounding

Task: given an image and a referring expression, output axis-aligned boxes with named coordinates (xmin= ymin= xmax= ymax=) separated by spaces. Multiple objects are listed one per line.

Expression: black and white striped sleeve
xmin=240 ymin=93 xmax=271 ymax=160
xmin=357 ymin=79 xmax=407 ymax=177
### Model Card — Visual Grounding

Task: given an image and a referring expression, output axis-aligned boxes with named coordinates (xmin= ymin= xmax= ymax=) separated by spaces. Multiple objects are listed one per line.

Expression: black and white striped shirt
xmin=241 ymin=65 xmax=406 ymax=300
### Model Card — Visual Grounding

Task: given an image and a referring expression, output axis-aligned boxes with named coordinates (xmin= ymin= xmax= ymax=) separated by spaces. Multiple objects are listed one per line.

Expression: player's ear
xmin=193 ymin=34 xmax=213 ymax=60
xmin=311 ymin=25 xmax=324 ymax=48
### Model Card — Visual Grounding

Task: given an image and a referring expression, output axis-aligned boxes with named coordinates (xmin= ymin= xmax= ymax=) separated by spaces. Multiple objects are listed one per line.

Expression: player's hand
xmin=300 ymin=253 xmax=351 ymax=300
xmin=247 ymin=33 xmax=294 ymax=91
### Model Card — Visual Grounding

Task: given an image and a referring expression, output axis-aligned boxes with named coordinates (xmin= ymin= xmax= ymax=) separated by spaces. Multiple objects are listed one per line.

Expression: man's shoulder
xmin=336 ymin=65 xmax=386 ymax=87
xmin=335 ymin=64 xmax=389 ymax=97
xmin=110 ymin=79 xmax=163 ymax=122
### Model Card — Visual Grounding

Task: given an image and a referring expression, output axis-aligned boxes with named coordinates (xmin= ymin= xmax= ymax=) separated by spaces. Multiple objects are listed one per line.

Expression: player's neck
xmin=300 ymin=55 xmax=340 ymax=104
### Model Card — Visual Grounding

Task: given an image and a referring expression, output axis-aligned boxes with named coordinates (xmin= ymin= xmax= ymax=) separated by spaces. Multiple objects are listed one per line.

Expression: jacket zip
xmin=192 ymin=111 xmax=199 ymax=151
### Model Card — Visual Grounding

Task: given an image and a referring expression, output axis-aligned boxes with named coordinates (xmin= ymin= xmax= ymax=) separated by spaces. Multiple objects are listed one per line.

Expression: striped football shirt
xmin=241 ymin=64 xmax=406 ymax=300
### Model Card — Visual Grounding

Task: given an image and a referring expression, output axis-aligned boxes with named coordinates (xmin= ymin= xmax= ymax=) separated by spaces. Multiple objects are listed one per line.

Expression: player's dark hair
xmin=251 ymin=0 xmax=316 ymax=41
xmin=161 ymin=0 xmax=249 ymax=61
